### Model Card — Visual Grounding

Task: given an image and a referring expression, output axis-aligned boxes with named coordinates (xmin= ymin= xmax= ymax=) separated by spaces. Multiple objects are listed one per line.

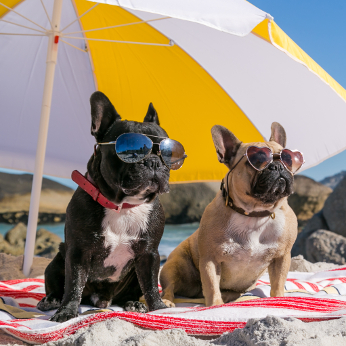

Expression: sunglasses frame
xmin=245 ymin=146 xmax=305 ymax=174
xmin=95 ymin=133 xmax=187 ymax=170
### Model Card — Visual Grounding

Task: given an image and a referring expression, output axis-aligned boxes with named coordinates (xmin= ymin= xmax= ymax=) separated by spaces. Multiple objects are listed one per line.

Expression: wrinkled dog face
xmin=211 ymin=122 xmax=294 ymax=208
xmin=251 ymin=157 xmax=294 ymax=205
xmin=88 ymin=92 xmax=170 ymax=205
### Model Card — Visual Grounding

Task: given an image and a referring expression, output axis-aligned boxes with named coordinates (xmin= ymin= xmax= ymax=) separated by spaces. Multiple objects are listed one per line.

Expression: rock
xmin=5 ymin=222 xmax=27 ymax=247
xmin=323 ymin=175 xmax=346 ymax=237
xmin=291 ymin=211 xmax=328 ymax=257
xmin=288 ymin=175 xmax=332 ymax=231
xmin=160 ymin=255 xmax=167 ymax=265
xmin=0 ymin=224 xmax=62 ymax=258
xmin=35 ymin=228 xmax=62 ymax=258
xmin=289 ymin=255 xmax=342 ymax=272
xmin=160 ymin=182 xmax=219 ymax=224
xmin=305 ymin=230 xmax=346 ymax=264
xmin=0 ymin=172 xmax=74 ymax=224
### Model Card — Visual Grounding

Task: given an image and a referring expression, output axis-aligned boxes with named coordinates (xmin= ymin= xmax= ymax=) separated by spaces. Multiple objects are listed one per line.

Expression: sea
xmin=0 ymin=222 xmax=199 ymax=258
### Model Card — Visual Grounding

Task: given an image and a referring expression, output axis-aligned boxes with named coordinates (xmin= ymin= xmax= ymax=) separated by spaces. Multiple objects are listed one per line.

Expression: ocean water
xmin=0 ymin=222 xmax=199 ymax=258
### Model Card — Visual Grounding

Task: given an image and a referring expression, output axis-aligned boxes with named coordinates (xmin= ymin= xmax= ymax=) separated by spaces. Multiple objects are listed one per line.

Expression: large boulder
xmin=305 ymin=230 xmax=346 ymax=264
xmin=323 ymin=175 xmax=346 ymax=237
xmin=288 ymin=175 xmax=332 ymax=231
xmin=160 ymin=182 xmax=219 ymax=224
xmin=0 ymin=172 xmax=74 ymax=224
xmin=0 ymin=223 xmax=62 ymax=258
xmin=291 ymin=211 xmax=329 ymax=257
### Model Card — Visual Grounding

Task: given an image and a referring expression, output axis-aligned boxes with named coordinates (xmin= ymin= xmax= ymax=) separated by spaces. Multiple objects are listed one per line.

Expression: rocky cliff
xmin=320 ymin=171 xmax=346 ymax=189
xmin=0 ymin=172 xmax=74 ymax=224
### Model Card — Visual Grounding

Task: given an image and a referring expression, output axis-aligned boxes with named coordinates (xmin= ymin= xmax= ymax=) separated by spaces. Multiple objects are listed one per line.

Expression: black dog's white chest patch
xmin=102 ymin=203 xmax=152 ymax=282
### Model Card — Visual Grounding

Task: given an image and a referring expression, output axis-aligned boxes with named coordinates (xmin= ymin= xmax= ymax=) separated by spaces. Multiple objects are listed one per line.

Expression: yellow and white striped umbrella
xmin=1 ymin=0 xmax=346 ymax=274
xmin=1 ymin=0 xmax=346 ymax=184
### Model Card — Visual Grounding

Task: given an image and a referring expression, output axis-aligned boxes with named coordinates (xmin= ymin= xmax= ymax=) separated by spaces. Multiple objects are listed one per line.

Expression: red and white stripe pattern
xmin=1 ymin=268 xmax=346 ymax=344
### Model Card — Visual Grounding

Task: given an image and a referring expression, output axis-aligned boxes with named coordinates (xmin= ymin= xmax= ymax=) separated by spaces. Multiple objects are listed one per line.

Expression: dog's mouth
xmin=252 ymin=164 xmax=294 ymax=205
xmin=118 ymin=175 xmax=169 ymax=204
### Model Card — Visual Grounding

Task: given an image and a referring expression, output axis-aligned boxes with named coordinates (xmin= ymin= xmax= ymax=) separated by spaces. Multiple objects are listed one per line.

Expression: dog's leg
xmin=160 ymin=259 xmax=178 ymax=308
xmin=112 ymin=268 xmax=148 ymax=313
xmin=268 ymin=252 xmax=291 ymax=297
xmin=160 ymin=284 xmax=176 ymax=308
xmin=160 ymin=268 xmax=176 ymax=308
xmin=50 ymin=251 xmax=89 ymax=322
xmin=135 ymin=250 xmax=166 ymax=311
xmin=199 ymin=259 xmax=223 ymax=307
xmin=160 ymin=237 xmax=203 ymax=308
xmin=37 ymin=250 xmax=65 ymax=311
xmin=221 ymin=290 xmax=241 ymax=303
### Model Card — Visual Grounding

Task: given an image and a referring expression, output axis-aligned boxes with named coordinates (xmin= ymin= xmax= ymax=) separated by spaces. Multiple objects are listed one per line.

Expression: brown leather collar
xmin=71 ymin=170 xmax=140 ymax=213
xmin=220 ymin=181 xmax=275 ymax=219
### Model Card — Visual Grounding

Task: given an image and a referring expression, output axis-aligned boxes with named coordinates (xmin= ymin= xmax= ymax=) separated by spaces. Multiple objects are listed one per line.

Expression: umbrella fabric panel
xmin=269 ymin=21 xmax=346 ymax=103
xmin=91 ymin=0 xmax=271 ymax=37
xmin=135 ymin=11 xmax=346 ymax=171
xmin=0 ymin=0 xmax=22 ymax=18
xmin=74 ymin=1 xmax=264 ymax=182
xmin=0 ymin=0 xmax=96 ymax=177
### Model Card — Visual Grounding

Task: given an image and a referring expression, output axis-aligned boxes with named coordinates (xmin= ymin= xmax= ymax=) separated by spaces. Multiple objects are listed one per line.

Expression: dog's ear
xmin=211 ymin=125 xmax=242 ymax=168
xmin=90 ymin=91 xmax=121 ymax=141
xmin=144 ymin=103 xmax=160 ymax=125
xmin=269 ymin=122 xmax=286 ymax=147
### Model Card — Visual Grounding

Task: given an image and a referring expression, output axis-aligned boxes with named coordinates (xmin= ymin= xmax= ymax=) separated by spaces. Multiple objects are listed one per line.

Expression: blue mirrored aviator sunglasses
xmin=96 ymin=133 xmax=187 ymax=170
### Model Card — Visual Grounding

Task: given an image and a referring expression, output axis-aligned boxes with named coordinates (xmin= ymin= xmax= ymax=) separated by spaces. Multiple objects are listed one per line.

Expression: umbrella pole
xmin=23 ymin=0 xmax=64 ymax=277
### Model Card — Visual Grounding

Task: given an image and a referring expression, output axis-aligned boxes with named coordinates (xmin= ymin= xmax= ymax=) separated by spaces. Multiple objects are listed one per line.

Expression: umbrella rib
xmin=0 ymin=19 xmax=47 ymax=34
xmin=40 ymin=0 xmax=53 ymax=30
xmin=60 ymin=38 xmax=87 ymax=53
xmin=60 ymin=3 xmax=99 ymax=33
xmin=0 ymin=32 xmax=45 ymax=36
xmin=61 ymin=35 xmax=174 ymax=46
xmin=63 ymin=16 xmax=171 ymax=36
xmin=0 ymin=1 xmax=47 ymax=31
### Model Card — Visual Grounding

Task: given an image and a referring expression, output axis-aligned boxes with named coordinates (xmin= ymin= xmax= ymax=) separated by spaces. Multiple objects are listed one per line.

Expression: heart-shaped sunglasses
xmin=242 ymin=146 xmax=304 ymax=174
xmin=96 ymin=133 xmax=187 ymax=170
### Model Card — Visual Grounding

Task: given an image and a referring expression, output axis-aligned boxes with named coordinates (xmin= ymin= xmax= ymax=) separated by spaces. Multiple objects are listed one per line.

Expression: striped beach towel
xmin=1 ymin=267 xmax=346 ymax=344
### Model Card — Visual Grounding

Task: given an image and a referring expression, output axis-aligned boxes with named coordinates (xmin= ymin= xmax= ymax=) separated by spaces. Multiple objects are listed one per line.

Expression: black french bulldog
xmin=37 ymin=91 xmax=173 ymax=322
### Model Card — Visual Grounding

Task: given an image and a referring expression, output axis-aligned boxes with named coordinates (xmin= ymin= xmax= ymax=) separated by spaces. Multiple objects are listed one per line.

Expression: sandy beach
xmin=1 ymin=254 xmax=346 ymax=346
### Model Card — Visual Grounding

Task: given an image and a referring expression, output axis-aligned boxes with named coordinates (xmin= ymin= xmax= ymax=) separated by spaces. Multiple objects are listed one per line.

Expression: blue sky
xmin=251 ymin=0 xmax=346 ymax=181
xmin=1 ymin=1 xmax=345 ymax=188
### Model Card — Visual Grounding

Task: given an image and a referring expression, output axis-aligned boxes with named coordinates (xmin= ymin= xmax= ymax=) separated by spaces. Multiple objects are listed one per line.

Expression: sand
xmin=213 ymin=316 xmax=346 ymax=346
xmin=1 ymin=255 xmax=346 ymax=346
xmin=40 ymin=316 xmax=346 ymax=346
xmin=0 ymin=253 xmax=51 ymax=281
xmin=3 ymin=316 xmax=346 ymax=346
xmin=42 ymin=318 xmax=209 ymax=346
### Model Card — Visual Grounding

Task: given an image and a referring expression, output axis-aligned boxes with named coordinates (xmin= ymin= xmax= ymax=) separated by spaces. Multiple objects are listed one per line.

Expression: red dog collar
xmin=71 ymin=170 xmax=139 ymax=213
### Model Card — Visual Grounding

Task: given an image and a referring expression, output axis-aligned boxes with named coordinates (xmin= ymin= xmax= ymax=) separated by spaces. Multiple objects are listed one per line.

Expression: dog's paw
xmin=37 ymin=295 xmax=61 ymax=311
xmin=162 ymin=299 xmax=175 ymax=308
xmin=49 ymin=309 xmax=78 ymax=323
xmin=124 ymin=301 xmax=148 ymax=313
xmin=90 ymin=293 xmax=111 ymax=309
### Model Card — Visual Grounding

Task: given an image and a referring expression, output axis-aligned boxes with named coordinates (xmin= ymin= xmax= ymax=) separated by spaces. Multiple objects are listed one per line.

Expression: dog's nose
xmin=268 ymin=161 xmax=284 ymax=172
xmin=144 ymin=156 xmax=162 ymax=170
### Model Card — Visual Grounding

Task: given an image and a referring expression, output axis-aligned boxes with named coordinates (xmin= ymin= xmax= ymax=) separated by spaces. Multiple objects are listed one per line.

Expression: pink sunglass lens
xmin=281 ymin=149 xmax=304 ymax=173
xmin=246 ymin=146 xmax=272 ymax=171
